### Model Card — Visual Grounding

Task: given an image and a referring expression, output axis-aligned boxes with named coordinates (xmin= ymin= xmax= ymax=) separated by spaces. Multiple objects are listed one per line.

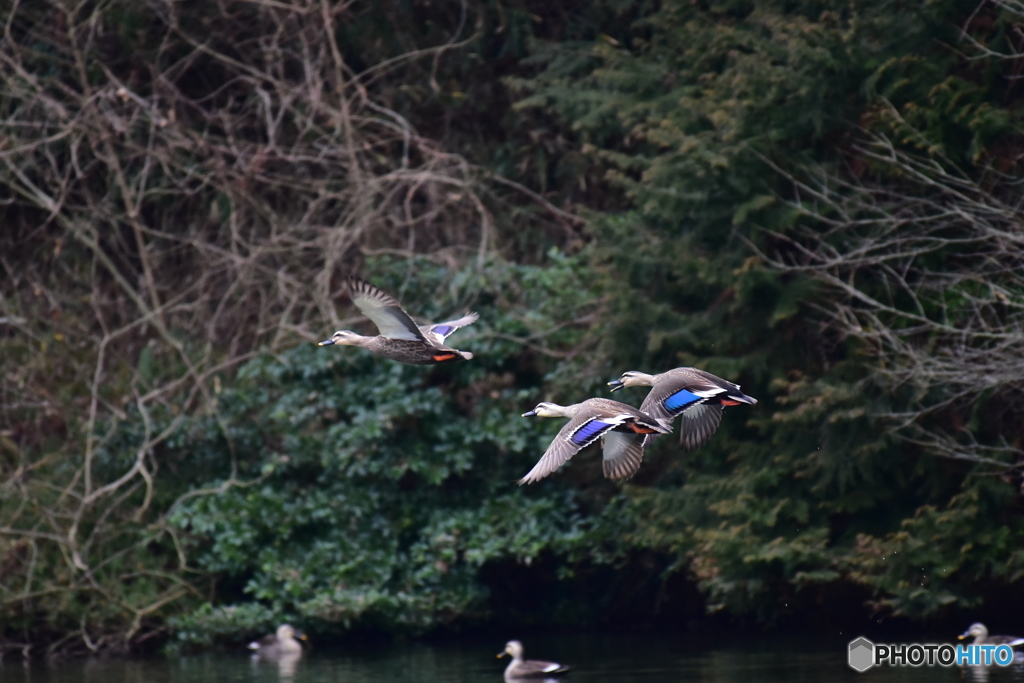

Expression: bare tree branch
xmin=751 ymin=125 xmax=1024 ymax=479
xmin=0 ymin=0 xmax=573 ymax=655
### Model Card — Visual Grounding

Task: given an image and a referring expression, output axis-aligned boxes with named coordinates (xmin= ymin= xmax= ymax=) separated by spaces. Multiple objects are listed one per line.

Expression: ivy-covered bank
xmin=166 ymin=258 xmax=620 ymax=646
xmin=2 ymin=0 xmax=1024 ymax=655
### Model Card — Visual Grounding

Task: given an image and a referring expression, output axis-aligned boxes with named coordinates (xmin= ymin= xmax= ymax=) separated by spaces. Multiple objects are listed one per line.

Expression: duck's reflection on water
xmin=962 ymin=659 xmax=1024 ymax=683
xmin=251 ymin=650 xmax=301 ymax=679
xmin=963 ymin=664 xmax=992 ymax=683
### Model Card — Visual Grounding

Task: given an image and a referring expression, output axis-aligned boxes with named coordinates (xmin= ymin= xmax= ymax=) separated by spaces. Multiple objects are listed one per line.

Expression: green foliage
xmin=167 ymin=603 xmax=278 ymax=652
xmin=499 ymin=0 xmax=1024 ymax=622
xmin=165 ymin=255 xmax=605 ymax=638
xmin=849 ymin=478 xmax=1024 ymax=616
xmin=5 ymin=0 xmax=1024 ymax=653
xmin=512 ymin=1 xmax=943 ymax=226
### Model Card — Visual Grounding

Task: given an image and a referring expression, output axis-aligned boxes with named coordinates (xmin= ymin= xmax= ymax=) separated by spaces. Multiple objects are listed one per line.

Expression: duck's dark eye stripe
xmin=433 ymin=325 xmax=454 ymax=336
xmin=571 ymin=419 xmax=611 ymax=445
xmin=664 ymin=389 xmax=700 ymax=411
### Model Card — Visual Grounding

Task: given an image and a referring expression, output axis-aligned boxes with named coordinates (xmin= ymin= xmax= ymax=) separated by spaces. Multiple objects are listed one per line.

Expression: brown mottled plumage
xmin=519 ymin=398 xmax=671 ymax=484
xmin=248 ymin=624 xmax=306 ymax=659
xmin=497 ymin=640 xmax=570 ymax=679
xmin=609 ymin=367 xmax=756 ymax=451
xmin=319 ymin=278 xmax=477 ymax=365
xmin=960 ymin=623 xmax=1024 ymax=647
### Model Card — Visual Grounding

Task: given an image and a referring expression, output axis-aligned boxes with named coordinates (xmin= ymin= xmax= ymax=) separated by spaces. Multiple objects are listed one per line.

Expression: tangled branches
xmin=751 ymin=129 xmax=1024 ymax=480
xmin=0 ymin=0 xmax=518 ymax=656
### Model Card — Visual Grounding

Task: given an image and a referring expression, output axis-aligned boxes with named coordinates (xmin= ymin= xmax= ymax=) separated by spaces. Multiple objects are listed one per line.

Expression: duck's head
xmin=522 ymin=402 xmax=565 ymax=418
xmin=274 ymin=624 xmax=308 ymax=642
xmin=960 ymin=623 xmax=987 ymax=640
xmin=497 ymin=640 xmax=524 ymax=659
xmin=607 ymin=370 xmax=651 ymax=392
xmin=319 ymin=330 xmax=362 ymax=346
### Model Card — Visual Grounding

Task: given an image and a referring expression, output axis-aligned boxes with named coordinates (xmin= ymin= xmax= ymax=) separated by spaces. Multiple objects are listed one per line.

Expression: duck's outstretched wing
xmin=678 ymin=403 xmax=724 ymax=451
xmin=519 ymin=413 xmax=628 ymax=485
xmin=587 ymin=398 xmax=673 ymax=431
xmin=601 ymin=431 xmax=647 ymax=480
xmin=422 ymin=311 xmax=479 ymax=344
xmin=348 ymin=279 xmax=427 ymax=342
xmin=638 ymin=373 xmax=722 ymax=422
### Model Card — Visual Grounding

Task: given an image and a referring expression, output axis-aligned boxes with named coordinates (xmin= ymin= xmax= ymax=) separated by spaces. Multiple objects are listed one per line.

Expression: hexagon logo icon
xmin=848 ymin=637 xmax=875 ymax=672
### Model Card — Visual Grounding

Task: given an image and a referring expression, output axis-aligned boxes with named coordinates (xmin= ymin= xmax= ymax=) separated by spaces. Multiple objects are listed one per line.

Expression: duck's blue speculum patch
xmin=664 ymin=389 xmax=702 ymax=413
xmin=571 ymin=418 xmax=612 ymax=445
xmin=432 ymin=325 xmax=454 ymax=336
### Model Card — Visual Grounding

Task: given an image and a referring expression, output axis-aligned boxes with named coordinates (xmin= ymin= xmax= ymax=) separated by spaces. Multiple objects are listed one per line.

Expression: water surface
xmin=3 ymin=633 xmax=1022 ymax=683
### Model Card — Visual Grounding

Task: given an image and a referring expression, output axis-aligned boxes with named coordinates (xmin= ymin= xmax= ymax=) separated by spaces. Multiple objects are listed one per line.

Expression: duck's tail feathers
xmin=427 ymin=312 xmax=480 ymax=341
xmin=444 ymin=311 xmax=479 ymax=328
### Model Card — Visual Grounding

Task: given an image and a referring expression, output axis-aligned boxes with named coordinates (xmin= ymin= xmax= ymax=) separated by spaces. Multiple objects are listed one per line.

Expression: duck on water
xmin=497 ymin=640 xmax=570 ymax=679
xmin=248 ymin=624 xmax=307 ymax=659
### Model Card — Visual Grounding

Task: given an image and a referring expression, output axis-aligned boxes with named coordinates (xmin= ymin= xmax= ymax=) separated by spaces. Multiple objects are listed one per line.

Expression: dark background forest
xmin=2 ymin=0 xmax=1024 ymax=659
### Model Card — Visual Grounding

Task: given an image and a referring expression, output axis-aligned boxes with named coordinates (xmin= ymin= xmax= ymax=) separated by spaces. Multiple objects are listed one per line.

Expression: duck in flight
xmin=319 ymin=278 xmax=477 ymax=365
xmin=519 ymin=398 xmax=671 ymax=483
xmin=608 ymin=367 xmax=756 ymax=450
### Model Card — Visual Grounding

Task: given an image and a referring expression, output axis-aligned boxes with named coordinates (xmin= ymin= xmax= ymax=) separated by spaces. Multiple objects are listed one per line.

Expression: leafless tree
xmin=958 ymin=0 xmax=1024 ymax=73
xmin=748 ymin=119 xmax=1024 ymax=482
xmin=0 ymin=0 xmax=578 ymax=656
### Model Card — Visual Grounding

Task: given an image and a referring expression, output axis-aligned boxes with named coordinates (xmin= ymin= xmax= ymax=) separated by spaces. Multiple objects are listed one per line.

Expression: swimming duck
xmin=319 ymin=278 xmax=477 ymax=365
xmin=519 ymin=398 xmax=672 ymax=483
xmin=497 ymin=640 xmax=570 ymax=678
xmin=248 ymin=624 xmax=307 ymax=659
xmin=959 ymin=622 xmax=1024 ymax=646
xmin=608 ymin=367 xmax=756 ymax=451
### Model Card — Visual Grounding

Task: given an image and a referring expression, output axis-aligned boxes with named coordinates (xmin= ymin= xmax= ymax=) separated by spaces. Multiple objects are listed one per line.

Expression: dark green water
xmin=2 ymin=634 xmax=1022 ymax=683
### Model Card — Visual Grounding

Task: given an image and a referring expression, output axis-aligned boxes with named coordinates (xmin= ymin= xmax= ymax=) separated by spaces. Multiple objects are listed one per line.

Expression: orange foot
xmin=432 ymin=352 xmax=458 ymax=362
xmin=628 ymin=423 xmax=658 ymax=434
